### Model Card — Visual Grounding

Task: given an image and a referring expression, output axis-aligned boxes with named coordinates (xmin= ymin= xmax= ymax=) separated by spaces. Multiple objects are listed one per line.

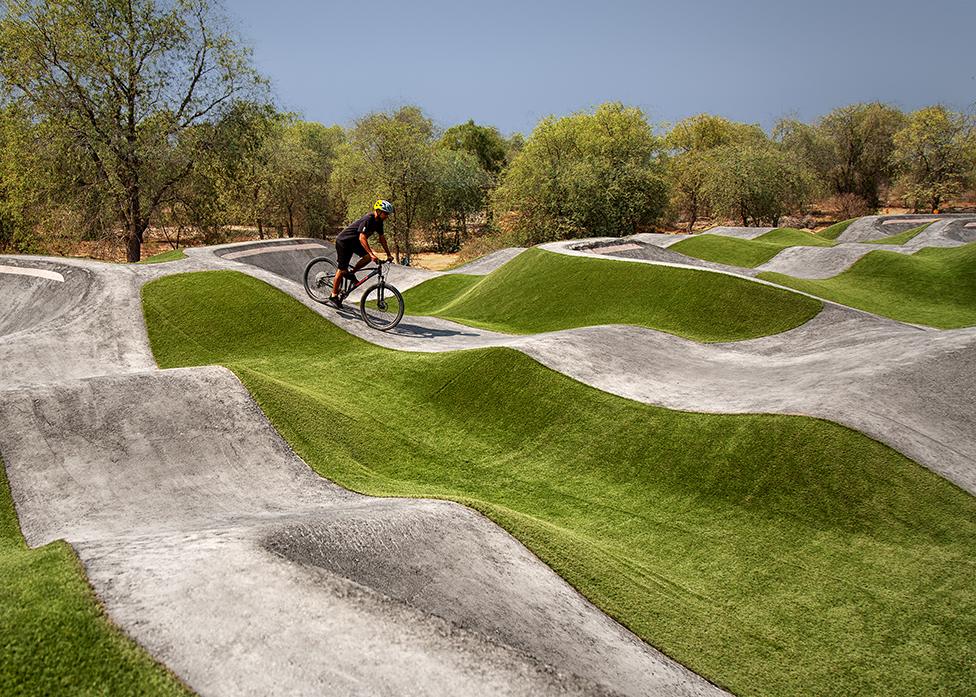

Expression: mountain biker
xmin=329 ymin=199 xmax=394 ymax=308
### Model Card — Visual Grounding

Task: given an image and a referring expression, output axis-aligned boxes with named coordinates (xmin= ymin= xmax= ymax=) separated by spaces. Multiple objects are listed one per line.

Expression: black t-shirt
xmin=336 ymin=212 xmax=384 ymax=244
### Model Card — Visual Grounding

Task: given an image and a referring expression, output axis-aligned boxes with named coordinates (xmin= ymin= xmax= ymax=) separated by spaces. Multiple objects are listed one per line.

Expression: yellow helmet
xmin=374 ymin=199 xmax=394 ymax=214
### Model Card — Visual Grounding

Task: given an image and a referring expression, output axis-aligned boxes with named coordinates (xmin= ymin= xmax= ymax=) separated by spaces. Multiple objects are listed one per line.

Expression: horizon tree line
xmin=1 ymin=0 xmax=974 ymax=260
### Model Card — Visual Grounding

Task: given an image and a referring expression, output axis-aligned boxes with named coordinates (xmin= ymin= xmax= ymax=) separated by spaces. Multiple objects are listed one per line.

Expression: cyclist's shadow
xmin=388 ymin=321 xmax=480 ymax=339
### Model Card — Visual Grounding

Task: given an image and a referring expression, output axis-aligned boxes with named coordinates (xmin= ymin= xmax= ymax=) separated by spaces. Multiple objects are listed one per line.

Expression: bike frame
xmin=338 ymin=261 xmax=387 ymax=298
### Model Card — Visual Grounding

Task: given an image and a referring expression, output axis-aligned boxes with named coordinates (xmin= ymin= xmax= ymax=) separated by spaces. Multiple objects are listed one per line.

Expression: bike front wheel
xmin=360 ymin=283 xmax=404 ymax=331
xmin=303 ymin=256 xmax=338 ymax=303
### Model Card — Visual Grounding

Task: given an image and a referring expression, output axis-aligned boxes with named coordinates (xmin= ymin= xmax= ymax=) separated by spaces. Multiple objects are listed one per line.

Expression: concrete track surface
xmin=1 ymin=215 xmax=974 ymax=695
xmin=201 ymin=234 xmax=976 ymax=494
xmin=590 ymin=216 xmax=976 ymax=280
xmin=0 ymin=250 xmax=725 ymax=696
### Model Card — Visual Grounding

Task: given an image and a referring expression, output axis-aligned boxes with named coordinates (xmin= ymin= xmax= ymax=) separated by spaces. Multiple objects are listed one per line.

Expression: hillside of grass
xmin=865 ymin=222 xmax=932 ymax=245
xmin=758 ymin=242 xmax=976 ymax=328
xmin=143 ymin=270 xmax=976 ymax=697
xmin=817 ymin=218 xmax=857 ymax=240
xmin=668 ymin=228 xmax=836 ymax=268
xmin=139 ymin=249 xmax=186 ymax=264
xmin=399 ymin=248 xmax=821 ymax=341
xmin=0 ymin=458 xmax=192 ymax=696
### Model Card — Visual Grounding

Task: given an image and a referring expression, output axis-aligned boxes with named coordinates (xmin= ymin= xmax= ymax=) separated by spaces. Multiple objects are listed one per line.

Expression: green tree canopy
xmin=664 ymin=114 xmax=766 ymax=231
xmin=0 ymin=0 xmax=264 ymax=260
xmin=704 ymin=142 xmax=817 ymax=227
xmin=892 ymin=105 xmax=976 ymax=212
xmin=818 ymin=103 xmax=906 ymax=209
xmin=438 ymin=119 xmax=507 ymax=175
xmin=494 ymin=102 xmax=668 ymax=243
xmin=426 ymin=148 xmax=491 ymax=252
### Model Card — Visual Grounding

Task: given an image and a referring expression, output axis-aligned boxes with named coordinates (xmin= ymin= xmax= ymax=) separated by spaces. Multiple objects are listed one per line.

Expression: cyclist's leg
xmin=349 ymin=241 xmax=370 ymax=274
xmin=333 ymin=241 xmax=354 ymax=297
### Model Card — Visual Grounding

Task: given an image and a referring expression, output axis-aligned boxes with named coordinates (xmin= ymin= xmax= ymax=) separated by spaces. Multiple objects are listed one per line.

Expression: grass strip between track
xmin=758 ymin=242 xmax=976 ymax=328
xmin=143 ymin=270 xmax=976 ymax=697
xmin=139 ymin=249 xmax=187 ymax=264
xmin=816 ymin=218 xmax=857 ymax=240
xmin=667 ymin=228 xmax=836 ymax=268
xmin=0 ymin=457 xmax=192 ymax=696
xmin=864 ymin=222 xmax=932 ymax=245
xmin=398 ymin=247 xmax=821 ymax=340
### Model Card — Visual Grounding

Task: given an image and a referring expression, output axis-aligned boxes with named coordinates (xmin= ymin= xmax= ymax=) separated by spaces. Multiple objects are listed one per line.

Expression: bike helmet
xmin=374 ymin=199 xmax=394 ymax=214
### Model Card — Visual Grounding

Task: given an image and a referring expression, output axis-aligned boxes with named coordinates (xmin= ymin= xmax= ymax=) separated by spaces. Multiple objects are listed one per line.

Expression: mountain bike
xmin=303 ymin=257 xmax=404 ymax=331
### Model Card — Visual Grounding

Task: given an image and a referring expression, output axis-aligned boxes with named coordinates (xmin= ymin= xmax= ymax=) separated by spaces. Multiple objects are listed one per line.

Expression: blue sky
xmin=229 ymin=0 xmax=976 ymax=135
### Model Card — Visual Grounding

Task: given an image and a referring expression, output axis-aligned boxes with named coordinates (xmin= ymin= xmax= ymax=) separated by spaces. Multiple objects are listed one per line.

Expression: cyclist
xmin=329 ymin=199 xmax=394 ymax=308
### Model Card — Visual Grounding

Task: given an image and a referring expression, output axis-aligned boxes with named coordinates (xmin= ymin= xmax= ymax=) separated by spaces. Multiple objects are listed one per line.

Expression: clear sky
xmin=228 ymin=0 xmax=976 ymax=135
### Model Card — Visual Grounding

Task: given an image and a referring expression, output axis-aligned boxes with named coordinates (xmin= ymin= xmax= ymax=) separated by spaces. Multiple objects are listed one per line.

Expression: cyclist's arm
xmin=377 ymin=233 xmax=392 ymax=260
xmin=359 ymin=232 xmax=378 ymax=261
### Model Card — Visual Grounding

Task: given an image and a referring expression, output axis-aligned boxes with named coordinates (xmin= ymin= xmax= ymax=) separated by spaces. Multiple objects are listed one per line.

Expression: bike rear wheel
xmin=303 ymin=257 xmax=338 ymax=303
xmin=360 ymin=283 xmax=404 ymax=331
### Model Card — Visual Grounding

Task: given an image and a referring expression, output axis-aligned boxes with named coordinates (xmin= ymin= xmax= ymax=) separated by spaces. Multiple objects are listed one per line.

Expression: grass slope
xmin=399 ymin=248 xmax=821 ymax=341
xmin=668 ymin=228 xmax=836 ymax=268
xmin=139 ymin=249 xmax=186 ymax=264
xmin=865 ymin=222 xmax=932 ymax=245
xmin=0 ymin=459 xmax=191 ymax=696
xmin=143 ymin=270 xmax=976 ymax=697
xmin=817 ymin=218 xmax=857 ymax=240
xmin=759 ymin=242 xmax=976 ymax=328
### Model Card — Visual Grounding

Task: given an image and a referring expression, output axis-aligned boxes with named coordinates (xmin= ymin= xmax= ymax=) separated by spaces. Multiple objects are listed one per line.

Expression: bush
xmin=493 ymin=103 xmax=669 ymax=243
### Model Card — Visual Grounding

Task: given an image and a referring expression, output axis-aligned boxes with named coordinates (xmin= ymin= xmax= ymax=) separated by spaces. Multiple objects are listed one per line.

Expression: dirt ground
xmin=408 ymin=252 xmax=461 ymax=271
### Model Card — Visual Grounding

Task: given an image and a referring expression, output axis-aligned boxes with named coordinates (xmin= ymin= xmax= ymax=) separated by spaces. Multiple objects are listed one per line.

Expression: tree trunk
xmin=257 ymin=218 xmax=264 ymax=240
xmin=286 ymin=206 xmax=294 ymax=237
xmin=126 ymin=226 xmax=141 ymax=262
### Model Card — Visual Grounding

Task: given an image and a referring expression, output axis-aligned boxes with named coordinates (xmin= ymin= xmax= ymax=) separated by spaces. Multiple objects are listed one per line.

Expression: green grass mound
xmin=0 ymin=459 xmax=191 ymax=696
xmin=668 ymin=228 xmax=836 ymax=268
xmin=865 ymin=222 xmax=932 ymax=245
xmin=817 ymin=218 xmax=857 ymax=240
xmin=400 ymin=248 xmax=821 ymax=341
xmin=139 ymin=249 xmax=186 ymax=264
xmin=143 ymin=270 xmax=976 ymax=697
xmin=759 ymin=242 xmax=976 ymax=328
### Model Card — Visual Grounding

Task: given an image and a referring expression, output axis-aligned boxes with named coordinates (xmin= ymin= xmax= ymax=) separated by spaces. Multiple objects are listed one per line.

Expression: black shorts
xmin=335 ymin=238 xmax=367 ymax=271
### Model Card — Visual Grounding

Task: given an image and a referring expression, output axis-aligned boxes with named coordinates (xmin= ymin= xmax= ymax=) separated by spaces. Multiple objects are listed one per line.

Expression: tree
xmin=332 ymin=106 xmax=437 ymax=261
xmin=818 ymin=103 xmax=905 ymax=209
xmin=195 ymin=101 xmax=280 ymax=242
xmin=438 ymin=119 xmax=507 ymax=175
xmin=427 ymin=148 xmax=491 ymax=251
xmin=494 ymin=102 xmax=668 ymax=243
xmin=892 ymin=106 xmax=976 ymax=212
xmin=0 ymin=103 xmax=40 ymax=251
xmin=263 ymin=118 xmax=343 ymax=237
xmin=0 ymin=0 xmax=264 ymax=261
xmin=773 ymin=117 xmax=834 ymax=184
xmin=704 ymin=143 xmax=817 ymax=227
xmin=665 ymin=114 xmax=766 ymax=231
xmin=668 ymin=152 xmax=712 ymax=232
xmin=665 ymin=113 xmax=765 ymax=154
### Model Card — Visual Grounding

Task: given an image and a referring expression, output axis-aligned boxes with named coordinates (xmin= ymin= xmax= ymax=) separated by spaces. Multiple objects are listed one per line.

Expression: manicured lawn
xmin=0 ymin=460 xmax=192 ymax=696
xmin=399 ymin=247 xmax=822 ymax=341
xmin=865 ymin=222 xmax=932 ymax=245
xmin=143 ymin=270 xmax=976 ymax=697
xmin=817 ymin=218 xmax=857 ymax=240
xmin=139 ymin=249 xmax=186 ymax=264
xmin=759 ymin=242 xmax=976 ymax=328
xmin=668 ymin=228 xmax=836 ymax=268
